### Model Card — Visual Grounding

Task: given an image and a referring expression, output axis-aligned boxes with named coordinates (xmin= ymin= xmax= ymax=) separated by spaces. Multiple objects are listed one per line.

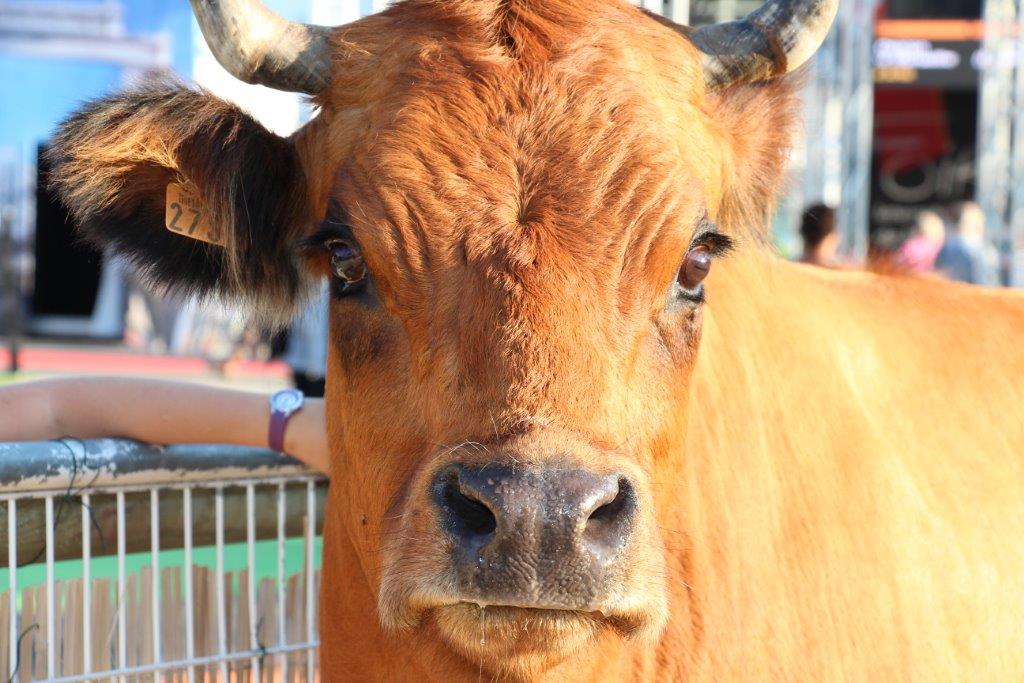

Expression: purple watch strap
xmin=268 ymin=388 xmax=304 ymax=454
xmin=268 ymin=409 xmax=289 ymax=453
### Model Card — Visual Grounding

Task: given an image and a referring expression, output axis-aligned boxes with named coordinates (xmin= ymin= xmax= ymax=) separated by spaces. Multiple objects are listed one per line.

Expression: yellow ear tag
xmin=165 ymin=182 xmax=225 ymax=247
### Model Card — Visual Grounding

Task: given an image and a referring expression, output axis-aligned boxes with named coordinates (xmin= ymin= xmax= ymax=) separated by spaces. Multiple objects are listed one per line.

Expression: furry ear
xmin=48 ymin=81 xmax=313 ymax=320
xmin=710 ymin=75 xmax=802 ymax=241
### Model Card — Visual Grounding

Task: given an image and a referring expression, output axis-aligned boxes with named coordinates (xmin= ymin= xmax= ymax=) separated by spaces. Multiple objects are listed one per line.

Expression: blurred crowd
xmin=798 ymin=201 xmax=999 ymax=285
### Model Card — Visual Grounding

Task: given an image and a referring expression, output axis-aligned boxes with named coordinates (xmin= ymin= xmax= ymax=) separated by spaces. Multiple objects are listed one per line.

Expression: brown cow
xmin=48 ymin=0 xmax=1024 ymax=680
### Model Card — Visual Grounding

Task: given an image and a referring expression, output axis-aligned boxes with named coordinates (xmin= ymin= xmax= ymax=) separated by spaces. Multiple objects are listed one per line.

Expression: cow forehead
xmin=328 ymin=28 xmax=717 ymax=315
xmin=310 ymin=1 xmax=718 ymax=433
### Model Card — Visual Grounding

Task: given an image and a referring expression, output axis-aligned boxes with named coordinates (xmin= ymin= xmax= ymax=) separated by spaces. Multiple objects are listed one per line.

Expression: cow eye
xmin=676 ymin=245 xmax=713 ymax=302
xmin=328 ymin=240 xmax=367 ymax=293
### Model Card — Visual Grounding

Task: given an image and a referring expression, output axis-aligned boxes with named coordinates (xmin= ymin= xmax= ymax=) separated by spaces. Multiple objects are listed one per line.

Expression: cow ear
xmin=48 ymin=82 xmax=313 ymax=321
xmin=711 ymin=76 xmax=801 ymax=241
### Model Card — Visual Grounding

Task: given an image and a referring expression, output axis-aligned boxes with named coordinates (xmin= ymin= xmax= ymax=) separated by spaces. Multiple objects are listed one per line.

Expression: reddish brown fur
xmin=48 ymin=0 xmax=1024 ymax=680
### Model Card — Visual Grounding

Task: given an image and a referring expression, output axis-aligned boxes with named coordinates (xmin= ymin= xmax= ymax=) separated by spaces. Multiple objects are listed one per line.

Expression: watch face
xmin=272 ymin=388 xmax=304 ymax=413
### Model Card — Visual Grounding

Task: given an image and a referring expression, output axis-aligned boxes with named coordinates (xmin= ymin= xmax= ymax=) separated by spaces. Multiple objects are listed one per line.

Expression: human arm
xmin=0 ymin=376 xmax=330 ymax=475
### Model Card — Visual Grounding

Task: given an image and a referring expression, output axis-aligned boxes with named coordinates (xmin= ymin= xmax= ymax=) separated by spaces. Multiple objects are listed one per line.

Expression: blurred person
xmin=935 ymin=202 xmax=997 ymax=285
xmin=0 ymin=377 xmax=329 ymax=475
xmin=898 ymin=210 xmax=946 ymax=274
xmin=797 ymin=203 xmax=840 ymax=267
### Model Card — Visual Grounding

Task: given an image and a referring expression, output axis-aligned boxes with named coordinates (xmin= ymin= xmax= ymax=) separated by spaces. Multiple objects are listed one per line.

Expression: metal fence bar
xmin=82 ymin=493 xmax=91 ymax=675
xmin=0 ymin=441 xmax=311 ymax=495
xmin=46 ymin=494 xmax=56 ymax=678
xmin=215 ymin=485 xmax=228 ymax=681
xmin=277 ymin=482 xmax=288 ymax=681
xmin=306 ymin=479 xmax=316 ymax=678
xmin=0 ymin=475 xmax=320 ymax=501
xmin=44 ymin=641 xmax=319 ymax=683
xmin=246 ymin=484 xmax=260 ymax=681
xmin=150 ymin=488 xmax=162 ymax=679
xmin=7 ymin=498 xmax=16 ymax=682
xmin=116 ymin=490 xmax=127 ymax=682
xmin=183 ymin=487 xmax=195 ymax=683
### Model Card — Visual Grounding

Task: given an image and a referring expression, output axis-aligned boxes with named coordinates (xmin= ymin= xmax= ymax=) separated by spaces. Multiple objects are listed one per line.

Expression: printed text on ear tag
xmin=165 ymin=182 xmax=225 ymax=246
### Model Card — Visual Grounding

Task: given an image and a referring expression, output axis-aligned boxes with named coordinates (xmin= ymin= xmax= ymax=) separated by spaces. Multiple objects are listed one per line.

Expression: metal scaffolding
xmin=976 ymin=0 xmax=1018 ymax=284
xmin=836 ymin=0 xmax=879 ymax=260
xmin=793 ymin=0 xmax=879 ymax=260
xmin=969 ymin=0 xmax=1024 ymax=287
xmin=1011 ymin=1 xmax=1024 ymax=285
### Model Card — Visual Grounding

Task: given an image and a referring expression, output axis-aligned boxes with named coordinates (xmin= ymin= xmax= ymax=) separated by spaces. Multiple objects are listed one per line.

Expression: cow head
xmin=50 ymin=0 xmax=836 ymax=676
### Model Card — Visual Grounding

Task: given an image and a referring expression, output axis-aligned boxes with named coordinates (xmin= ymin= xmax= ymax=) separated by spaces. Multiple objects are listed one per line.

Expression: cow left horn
xmin=189 ymin=0 xmax=331 ymax=95
xmin=690 ymin=0 xmax=839 ymax=89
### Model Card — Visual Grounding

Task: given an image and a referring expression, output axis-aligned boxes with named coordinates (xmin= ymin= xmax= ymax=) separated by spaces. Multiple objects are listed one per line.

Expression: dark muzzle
xmin=432 ymin=462 xmax=637 ymax=609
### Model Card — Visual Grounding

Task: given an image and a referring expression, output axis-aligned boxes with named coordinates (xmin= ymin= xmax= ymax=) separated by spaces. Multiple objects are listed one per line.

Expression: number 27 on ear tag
xmin=165 ymin=182 xmax=225 ymax=246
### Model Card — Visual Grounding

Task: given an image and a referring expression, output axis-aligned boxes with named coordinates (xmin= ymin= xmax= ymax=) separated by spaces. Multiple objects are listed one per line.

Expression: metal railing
xmin=0 ymin=440 xmax=327 ymax=682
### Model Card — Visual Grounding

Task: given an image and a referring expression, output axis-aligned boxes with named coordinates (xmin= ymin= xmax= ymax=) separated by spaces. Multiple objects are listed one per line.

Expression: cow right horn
xmin=691 ymin=0 xmax=839 ymax=89
xmin=189 ymin=0 xmax=332 ymax=95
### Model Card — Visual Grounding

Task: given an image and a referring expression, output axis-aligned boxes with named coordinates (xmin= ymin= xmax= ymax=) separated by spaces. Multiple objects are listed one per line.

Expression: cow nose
xmin=432 ymin=463 xmax=637 ymax=608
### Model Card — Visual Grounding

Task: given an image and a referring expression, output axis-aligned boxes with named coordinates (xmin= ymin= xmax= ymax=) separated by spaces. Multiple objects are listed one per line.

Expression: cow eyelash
xmin=690 ymin=226 xmax=734 ymax=256
xmin=299 ymin=211 xmax=362 ymax=259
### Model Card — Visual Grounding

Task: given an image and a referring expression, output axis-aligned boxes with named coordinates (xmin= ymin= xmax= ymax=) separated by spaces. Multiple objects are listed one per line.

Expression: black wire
xmin=16 ymin=438 xmax=106 ymax=569
xmin=6 ymin=623 xmax=38 ymax=683
xmin=255 ymin=616 xmax=270 ymax=668
xmin=59 ymin=437 xmax=107 ymax=553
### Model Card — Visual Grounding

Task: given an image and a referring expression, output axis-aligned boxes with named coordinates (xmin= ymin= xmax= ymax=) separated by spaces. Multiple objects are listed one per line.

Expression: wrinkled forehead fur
xmin=50 ymin=0 xmax=798 ymax=324
xmin=310 ymin=0 xmax=797 ymax=292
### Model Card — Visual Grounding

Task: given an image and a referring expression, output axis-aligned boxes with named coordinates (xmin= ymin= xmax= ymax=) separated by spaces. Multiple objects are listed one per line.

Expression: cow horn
xmin=189 ymin=0 xmax=332 ymax=95
xmin=690 ymin=0 xmax=839 ymax=89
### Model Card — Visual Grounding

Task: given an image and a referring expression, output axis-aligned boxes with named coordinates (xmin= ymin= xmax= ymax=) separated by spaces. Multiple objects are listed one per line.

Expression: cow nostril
xmin=440 ymin=477 xmax=497 ymax=537
xmin=584 ymin=477 xmax=636 ymax=551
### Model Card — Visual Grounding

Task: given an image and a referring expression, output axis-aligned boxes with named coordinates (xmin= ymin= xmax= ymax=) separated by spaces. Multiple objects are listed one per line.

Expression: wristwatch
xmin=268 ymin=388 xmax=305 ymax=454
